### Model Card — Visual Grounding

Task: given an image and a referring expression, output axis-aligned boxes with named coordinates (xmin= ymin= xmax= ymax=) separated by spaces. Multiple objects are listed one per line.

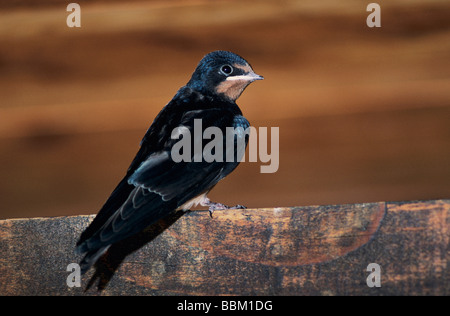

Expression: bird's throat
xmin=215 ymin=79 xmax=250 ymax=102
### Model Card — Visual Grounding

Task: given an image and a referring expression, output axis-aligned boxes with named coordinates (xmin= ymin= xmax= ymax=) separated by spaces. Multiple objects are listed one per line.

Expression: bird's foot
xmin=200 ymin=199 xmax=247 ymax=218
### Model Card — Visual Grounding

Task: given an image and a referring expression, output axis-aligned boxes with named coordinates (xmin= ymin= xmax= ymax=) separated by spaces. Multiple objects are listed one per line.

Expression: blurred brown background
xmin=1 ymin=0 xmax=449 ymax=219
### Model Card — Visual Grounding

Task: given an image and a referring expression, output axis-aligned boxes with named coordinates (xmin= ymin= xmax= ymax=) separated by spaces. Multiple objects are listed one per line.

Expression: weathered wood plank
xmin=0 ymin=200 xmax=448 ymax=295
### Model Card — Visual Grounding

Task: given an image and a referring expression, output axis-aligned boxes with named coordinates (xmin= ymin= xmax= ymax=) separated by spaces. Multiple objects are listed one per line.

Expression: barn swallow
xmin=76 ymin=50 xmax=263 ymax=273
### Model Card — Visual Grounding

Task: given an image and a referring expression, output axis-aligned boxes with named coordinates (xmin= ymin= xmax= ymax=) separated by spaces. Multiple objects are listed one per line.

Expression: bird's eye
xmin=220 ymin=65 xmax=233 ymax=76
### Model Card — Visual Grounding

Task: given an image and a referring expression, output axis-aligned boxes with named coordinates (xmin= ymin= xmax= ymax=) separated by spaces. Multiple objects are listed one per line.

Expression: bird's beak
xmin=248 ymin=71 xmax=264 ymax=81
xmin=226 ymin=71 xmax=264 ymax=82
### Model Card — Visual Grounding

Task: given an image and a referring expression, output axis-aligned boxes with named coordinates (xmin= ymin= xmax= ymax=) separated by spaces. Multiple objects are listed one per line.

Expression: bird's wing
xmin=77 ymin=108 xmax=248 ymax=254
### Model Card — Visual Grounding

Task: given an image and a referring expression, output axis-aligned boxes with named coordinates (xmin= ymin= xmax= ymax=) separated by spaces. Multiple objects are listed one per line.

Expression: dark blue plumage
xmin=76 ymin=51 xmax=263 ymax=273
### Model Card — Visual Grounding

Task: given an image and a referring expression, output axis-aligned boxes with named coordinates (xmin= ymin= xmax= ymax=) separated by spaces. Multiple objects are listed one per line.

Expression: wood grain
xmin=0 ymin=200 xmax=448 ymax=295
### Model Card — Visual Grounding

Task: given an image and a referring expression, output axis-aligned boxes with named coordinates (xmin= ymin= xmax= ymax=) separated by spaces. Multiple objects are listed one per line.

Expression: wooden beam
xmin=0 ymin=199 xmax=448 ymax=295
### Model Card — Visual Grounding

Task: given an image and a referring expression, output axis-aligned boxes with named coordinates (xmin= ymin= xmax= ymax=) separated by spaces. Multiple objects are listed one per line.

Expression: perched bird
xmin=76 ymin=50 xmax=263 ymax=273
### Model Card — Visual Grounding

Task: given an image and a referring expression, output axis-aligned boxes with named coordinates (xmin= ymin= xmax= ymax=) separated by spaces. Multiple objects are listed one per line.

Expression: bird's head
xmin=187 ymin=50 xmax=263 ymax=102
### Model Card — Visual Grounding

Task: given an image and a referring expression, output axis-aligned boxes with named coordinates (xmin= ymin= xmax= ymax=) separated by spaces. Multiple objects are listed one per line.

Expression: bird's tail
xmin=76 ymin=245 xmax=110 ymax=275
